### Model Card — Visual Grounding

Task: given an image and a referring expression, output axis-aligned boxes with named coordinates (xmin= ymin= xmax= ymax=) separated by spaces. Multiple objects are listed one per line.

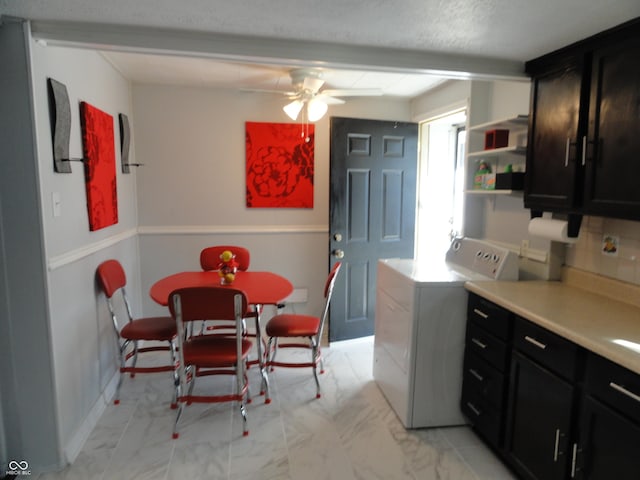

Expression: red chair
xmin=200 ymin=245 xmax=251 ymax=272
xmin=169 ymin=286 xmax=254 ymax=439
xmin=199 ymin=245 xmax=265 ymax=371
xmin=265 ymin=262 xmax=342 ymax=398
xmin=96 ymin=260 xmax=177 ymax=407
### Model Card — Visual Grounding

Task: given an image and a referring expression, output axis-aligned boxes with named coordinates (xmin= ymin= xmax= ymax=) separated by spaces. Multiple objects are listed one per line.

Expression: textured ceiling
xmin=2 ymin=0 xmax=640 ymax=96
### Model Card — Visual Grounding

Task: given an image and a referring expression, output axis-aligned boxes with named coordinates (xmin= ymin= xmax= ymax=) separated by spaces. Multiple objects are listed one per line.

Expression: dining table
xmin=150 ymin=270 xmax=293 ymax=401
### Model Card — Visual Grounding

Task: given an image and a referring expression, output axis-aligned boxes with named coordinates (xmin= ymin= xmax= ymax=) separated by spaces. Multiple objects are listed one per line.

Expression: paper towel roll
xmin=528 ymin=218 xmax=578 ymax=243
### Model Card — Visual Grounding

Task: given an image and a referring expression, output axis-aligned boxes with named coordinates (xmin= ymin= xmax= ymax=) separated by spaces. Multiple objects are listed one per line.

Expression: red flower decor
xmin=245 ymin=122 xmax=314 ymax=208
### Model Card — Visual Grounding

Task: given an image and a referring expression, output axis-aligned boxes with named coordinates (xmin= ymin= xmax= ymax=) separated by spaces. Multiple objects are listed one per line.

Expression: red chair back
xmin=200 ymin=246 xmax=251 ymax=272
xmin=168 ymin=286 xmax=249 ymax=323
xmin=324 ymin=262 xmax=342 ymax=299
xmin=96 ymin=259 xmax=127 ymax=298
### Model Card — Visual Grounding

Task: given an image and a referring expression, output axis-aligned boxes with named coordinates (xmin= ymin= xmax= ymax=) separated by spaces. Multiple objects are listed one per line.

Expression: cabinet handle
xmin=553 ymin=428 xmax=561 ymax=461
xmin=472 ymin=338 xmax=487 ymax=349
xmin=582 ymin=136 xmax=587 ymax=166
xmin=473 ymin=308 xmax=489 ymax=319
xmin=466 ymin=402 xmax=481 ymax=416
xmin=524 ymin=335 xmax=547 ymax=350
xmin=609 ymin=382 xmax=640 ymax=403
xmin=570 ymin=443 xmax=581 ymax=478
xmin=565 ymin=137 xmax=571 ymax=167
xmin=469 ymin=368 xmax=484 ymax=382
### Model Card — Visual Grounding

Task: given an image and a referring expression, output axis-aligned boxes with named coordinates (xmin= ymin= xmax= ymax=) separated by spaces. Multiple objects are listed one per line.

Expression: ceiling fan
xmin=271 ymin=68 xmax=383 ymax=121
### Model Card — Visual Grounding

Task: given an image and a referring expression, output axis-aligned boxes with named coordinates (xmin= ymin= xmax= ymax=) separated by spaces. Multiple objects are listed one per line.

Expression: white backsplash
xmin=565 ymin=216 xmax=640 ymax=285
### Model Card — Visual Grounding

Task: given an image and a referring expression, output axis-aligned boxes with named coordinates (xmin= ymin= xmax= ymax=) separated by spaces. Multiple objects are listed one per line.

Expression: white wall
xmin=131 ymin=85 xmax=412 ymax=319
xmin=29 ymin=43 xmax=140 ymax=466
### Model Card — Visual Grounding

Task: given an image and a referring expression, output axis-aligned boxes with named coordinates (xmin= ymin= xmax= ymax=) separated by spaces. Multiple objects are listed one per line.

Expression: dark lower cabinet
xmin=505 ymin=352 xmax=575 ymax=480
xmin=462 ymin=294 xmax=640 ymax=480
xmin=575 ymin=396 xmax=640 ymax=479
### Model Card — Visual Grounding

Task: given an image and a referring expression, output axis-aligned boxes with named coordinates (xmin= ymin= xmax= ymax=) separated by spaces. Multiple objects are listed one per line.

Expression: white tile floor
xmin=38 ymin=336 xmax=517 ymax=480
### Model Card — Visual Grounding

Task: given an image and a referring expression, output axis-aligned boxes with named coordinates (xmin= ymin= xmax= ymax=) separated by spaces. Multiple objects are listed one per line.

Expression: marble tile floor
xmin=38 ymin=336 xmax=517 ymax=480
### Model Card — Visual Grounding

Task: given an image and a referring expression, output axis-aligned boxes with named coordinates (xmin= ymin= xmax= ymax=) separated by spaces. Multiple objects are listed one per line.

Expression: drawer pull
xmin=525 ymin=335 xmax=547 ymax=350
xmin=466 ymin=402 xmax=481 ymax=416
xmin=471 ymin=338 xmax=487 ymax=349
xmin=553 ymin=428 xmax=563 ymax=461
xmin=473 ymin=308 xmax=489 ymax=319
xmin=570 ymin=443 xmax=581 ymax=478
xmin=609 ymin=382 xmax=640 ymax=403
xmin=469 ymin=368 xmax=484 ymax=382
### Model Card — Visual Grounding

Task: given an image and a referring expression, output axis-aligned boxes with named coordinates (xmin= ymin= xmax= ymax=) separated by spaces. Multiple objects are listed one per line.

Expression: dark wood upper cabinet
xmin=524 ymin=57 xmax=588 ymax=212
xmin=583 ymin=35 xmax=640 ymax=218
xmin=524 ymin=18 xmax=640 ymax=221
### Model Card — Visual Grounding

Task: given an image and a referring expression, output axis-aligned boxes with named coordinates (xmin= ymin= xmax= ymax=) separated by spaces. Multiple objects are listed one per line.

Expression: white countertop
xmin=379 ymin=258 xmax=493 ymax=285
xmin=465 ymin=280 xmax=640 ymax=375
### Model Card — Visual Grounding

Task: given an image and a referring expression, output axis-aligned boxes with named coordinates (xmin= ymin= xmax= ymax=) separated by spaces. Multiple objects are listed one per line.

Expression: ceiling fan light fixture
xmin=307 ymin=98 xmax=328 ymax=122
xmin=283 ymin=100 xmax=303 ymax=120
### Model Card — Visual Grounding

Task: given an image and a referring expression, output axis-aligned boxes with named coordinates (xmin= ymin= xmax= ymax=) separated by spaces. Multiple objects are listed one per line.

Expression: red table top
xmin=150 ymin=271 xmax=294 ymax=307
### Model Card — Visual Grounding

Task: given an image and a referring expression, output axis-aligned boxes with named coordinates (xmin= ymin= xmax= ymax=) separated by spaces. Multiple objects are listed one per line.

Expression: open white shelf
xmin=465 ymin=189 xmax=522 ymax=195
xmin=467 ymin=146 xmax=527 ymax=158
xmin=468 ymin=115 xmax=528 ymax=133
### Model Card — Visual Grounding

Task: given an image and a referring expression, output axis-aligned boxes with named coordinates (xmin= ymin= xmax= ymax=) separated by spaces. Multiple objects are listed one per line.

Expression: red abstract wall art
xmin=80 ymin=102 xmax=118 ymax=231
xmin=245 ymin=121 xmax=314 ymax=208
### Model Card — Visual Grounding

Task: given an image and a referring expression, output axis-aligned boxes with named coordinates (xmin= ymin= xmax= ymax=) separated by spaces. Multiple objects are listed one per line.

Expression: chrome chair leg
xmin=267 ymin=337 xmax=279 ymax=371
xmin=130 ymin=340 xmax=139 ymax=377
xmin=169 ymin=340 xmax=178 ymax=409
xmin=114 ymin=340 xmax=129 ymax=404
xmin=239 ymin=401 xmax=249 ymax=437
xmin=311 ymin=338 xmax=321 ymax=398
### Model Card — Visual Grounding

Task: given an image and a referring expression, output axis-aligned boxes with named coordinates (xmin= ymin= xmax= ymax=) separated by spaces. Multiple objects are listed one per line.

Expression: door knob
xmin=332 ymin=249 xmax=345 ymax=259
xmin=333 ymin=233 xmax=343 ymax=242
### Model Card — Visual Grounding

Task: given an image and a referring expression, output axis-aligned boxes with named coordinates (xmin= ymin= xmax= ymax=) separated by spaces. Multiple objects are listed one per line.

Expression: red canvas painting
xmin=80 ymin=102 xmax=118 ymax=230
xmin=246 ymin=121 xmax=314 ymax=208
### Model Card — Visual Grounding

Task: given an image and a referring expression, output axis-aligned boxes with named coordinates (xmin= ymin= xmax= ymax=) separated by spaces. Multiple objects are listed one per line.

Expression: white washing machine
xmin=373 ymin=237 xmax=519 ymax=428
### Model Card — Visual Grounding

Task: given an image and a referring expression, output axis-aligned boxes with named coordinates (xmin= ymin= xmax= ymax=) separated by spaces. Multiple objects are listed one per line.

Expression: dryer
xmin=373 ymin=237 xmax=519 ymax=428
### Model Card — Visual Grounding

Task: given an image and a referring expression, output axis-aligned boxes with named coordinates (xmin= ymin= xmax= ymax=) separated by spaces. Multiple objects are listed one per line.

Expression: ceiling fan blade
xmin=317 ymin=94 xmax=346 ymax=105
xmin=322 ymin=88 xmax=383 ymax=97
xmin=239 ymin=88 xmax=298 ymax=96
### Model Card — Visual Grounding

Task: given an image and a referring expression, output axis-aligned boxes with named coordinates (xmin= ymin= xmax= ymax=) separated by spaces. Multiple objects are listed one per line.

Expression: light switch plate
xmin=52 ymin=192 xmax=62 ymax=217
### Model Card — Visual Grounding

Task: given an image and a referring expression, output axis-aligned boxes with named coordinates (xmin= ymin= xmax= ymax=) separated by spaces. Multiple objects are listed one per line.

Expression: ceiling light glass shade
xmin=283 ymin=100 xmax=303 ymax=120
xmin=307 ymin=98 xmax=328 ymax=122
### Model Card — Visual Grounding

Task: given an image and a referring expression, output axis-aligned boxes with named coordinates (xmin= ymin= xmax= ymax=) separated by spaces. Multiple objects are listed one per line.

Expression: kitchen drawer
xmin=467 ymin=293 xmax=511 ymax=341
xmin=513 ymin=316 xmax=580 ymax=381
xmin=461 ymin=385 xmax=502 ymax=449
xmin=466 ymin=321 xmax=509 ymax=371
xmin=463 ymin=349 xmax=506 ymax=410
xmin=585 ymin=352 xmax=640 ymax=425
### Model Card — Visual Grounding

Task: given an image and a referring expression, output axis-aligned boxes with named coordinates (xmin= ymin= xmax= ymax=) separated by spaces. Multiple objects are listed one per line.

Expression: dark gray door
xmin=329 ymin=117 xmax=418 ymax=341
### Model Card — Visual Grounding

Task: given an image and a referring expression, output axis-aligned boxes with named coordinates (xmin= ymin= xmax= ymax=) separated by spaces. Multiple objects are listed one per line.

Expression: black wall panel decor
xmin=118 ymin=113 xmax=131 ymax=173
xmin=47 ymin=78 xmax=72 ymax=173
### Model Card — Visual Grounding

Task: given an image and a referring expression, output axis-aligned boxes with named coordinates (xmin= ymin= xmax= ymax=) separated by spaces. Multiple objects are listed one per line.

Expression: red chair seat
xmin=120 ymin=316 xmax=177 ymax=341
xmin=265 ymin=314 xmax=320 ymax=338
xmin=184 ymin=335 xmax=253 ymax=368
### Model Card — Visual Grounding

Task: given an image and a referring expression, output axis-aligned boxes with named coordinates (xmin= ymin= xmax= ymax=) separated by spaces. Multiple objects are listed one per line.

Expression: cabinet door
xmin=505 ymin=352 xmax=574 ymax=480
xmin=576 ymin=395 xmax=640 ymax=480
xmin=524 ymin=58 xmax=589 ymax=212
xmin=583 ymin=35 xmax=640 ymax=219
